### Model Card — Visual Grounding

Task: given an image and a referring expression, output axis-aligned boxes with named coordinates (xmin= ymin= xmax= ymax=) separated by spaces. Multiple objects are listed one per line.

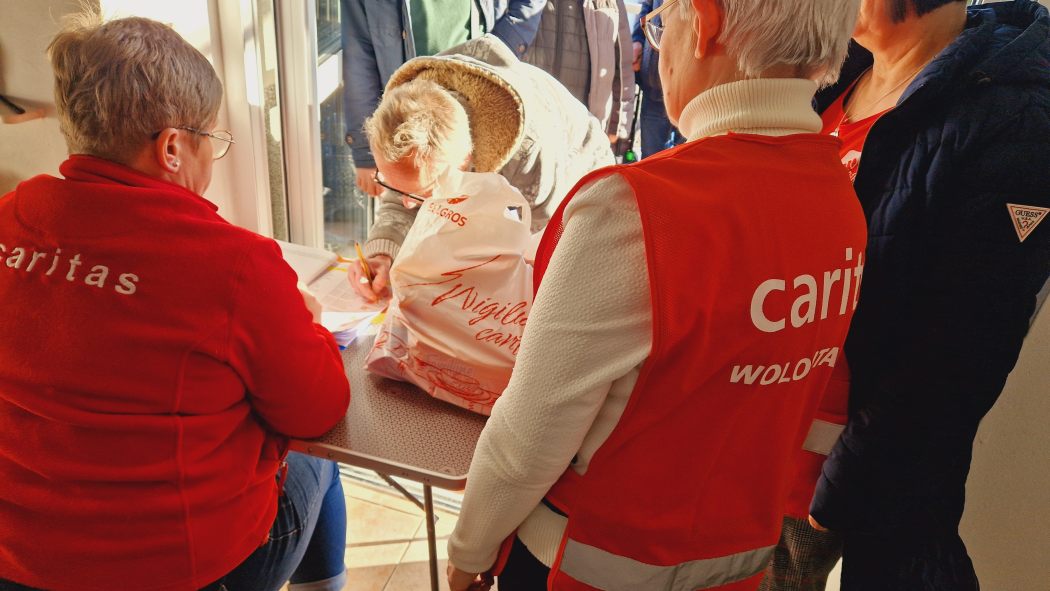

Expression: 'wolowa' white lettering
xmin=730 ymin=347 xmax=840 ymax=386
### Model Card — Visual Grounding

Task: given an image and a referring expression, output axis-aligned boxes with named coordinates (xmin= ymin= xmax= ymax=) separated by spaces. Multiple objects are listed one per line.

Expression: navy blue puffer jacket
xmin=811 ymin=0 xmax=1050 ymax=587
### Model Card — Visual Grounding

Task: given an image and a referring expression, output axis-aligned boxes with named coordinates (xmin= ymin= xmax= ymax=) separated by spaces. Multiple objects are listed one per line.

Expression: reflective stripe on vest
xmin=801 ymin=419 xmax=845 ymax=456
xmin=559 ymin=539 xmax=775 ymax=591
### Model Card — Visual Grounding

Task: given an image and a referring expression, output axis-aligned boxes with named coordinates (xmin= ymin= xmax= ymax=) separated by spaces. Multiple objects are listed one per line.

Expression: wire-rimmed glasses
xmin=642 ymin=0 xmax=682 ymax=52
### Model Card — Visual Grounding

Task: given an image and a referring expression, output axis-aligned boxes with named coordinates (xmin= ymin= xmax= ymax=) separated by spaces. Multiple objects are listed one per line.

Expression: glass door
xmin=274 ymin=0 xmax=372 ymax=255
xmin=316 ymin=0 xmax=374 ymax=256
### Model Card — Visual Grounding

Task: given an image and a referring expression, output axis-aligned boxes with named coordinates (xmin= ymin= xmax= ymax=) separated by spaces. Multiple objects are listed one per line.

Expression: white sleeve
xmin=447 ymin=173 xmax=652 ymax=573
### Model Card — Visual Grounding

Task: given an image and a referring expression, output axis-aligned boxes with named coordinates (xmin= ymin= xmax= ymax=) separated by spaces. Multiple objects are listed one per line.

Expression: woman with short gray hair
xmin=0 ymin=13 xmax=350 ymax=591
xmin=444 ymin=0 xmax=867 ymax=589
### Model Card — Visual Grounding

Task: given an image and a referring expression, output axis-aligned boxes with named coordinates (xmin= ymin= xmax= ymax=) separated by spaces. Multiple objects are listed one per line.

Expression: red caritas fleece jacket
xmin=0 ymin=155 xmax=350 ymax=591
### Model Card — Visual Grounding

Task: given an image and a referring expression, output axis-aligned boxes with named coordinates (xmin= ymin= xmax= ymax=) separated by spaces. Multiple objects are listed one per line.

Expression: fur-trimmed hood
xmin=386 ymin=36 xmax=529 ymax=174
xmin=370 ymin=35 xmax=613 ymax=249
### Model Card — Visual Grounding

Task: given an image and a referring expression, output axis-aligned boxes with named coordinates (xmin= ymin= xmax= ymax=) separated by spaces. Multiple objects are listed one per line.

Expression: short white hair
xmin=683 ymin=0 xmax=861 ymax=86
xmin=365 ymin=78 xmax=472 ymax=176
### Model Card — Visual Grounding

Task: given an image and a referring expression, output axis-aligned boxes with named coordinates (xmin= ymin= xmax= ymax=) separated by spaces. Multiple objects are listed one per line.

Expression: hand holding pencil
xmin=354 ymin=242 xmax=373 ymax=282
xmin=348 ymin=241 xmax=392 ymax=303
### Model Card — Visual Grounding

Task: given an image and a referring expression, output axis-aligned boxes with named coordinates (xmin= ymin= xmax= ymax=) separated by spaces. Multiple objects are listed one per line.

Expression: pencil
xmin=353 ymin=242 xmax=373 ymax=282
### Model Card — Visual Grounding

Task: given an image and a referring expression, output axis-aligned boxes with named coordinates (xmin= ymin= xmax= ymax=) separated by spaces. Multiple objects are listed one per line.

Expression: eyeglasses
xmin=180 ymin=127 xmax=235 ymax=160
xmin=372 ymin=170 xmax=427 ymax=204
xmin=643 ymin=0 xmax=682 ymax=52
xmin=152 ymin=127 xmax=235 ymax=160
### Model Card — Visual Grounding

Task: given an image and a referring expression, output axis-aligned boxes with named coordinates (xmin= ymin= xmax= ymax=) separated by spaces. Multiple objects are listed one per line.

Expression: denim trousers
xmin=639 ymin=88 xmax=685 ymax=160
xmin=217 ymin=452 xmax=347 ymax=591
xmin=0 ymin=452 xmax=347 ymax=591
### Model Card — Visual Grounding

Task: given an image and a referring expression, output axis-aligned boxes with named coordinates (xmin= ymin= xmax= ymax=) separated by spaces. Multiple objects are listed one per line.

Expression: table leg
xmin=377 ymin=472 xmax=428 ymax=513
xmin=424 ymin=484 xmax=439 ymax=591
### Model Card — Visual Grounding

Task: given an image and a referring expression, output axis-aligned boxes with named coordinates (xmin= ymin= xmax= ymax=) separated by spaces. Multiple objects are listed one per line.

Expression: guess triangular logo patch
xmin=1006 ymin=203 xmax=1049 ymax=243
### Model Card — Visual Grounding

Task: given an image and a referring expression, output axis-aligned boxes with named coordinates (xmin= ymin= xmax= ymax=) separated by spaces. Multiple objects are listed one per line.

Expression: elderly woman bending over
xmin=347 ymin=34 xmax=615 ymax=302
xmin=444 ymin=0 xmax=868 ymax=590
xmin=0 ymin=14 xmax=350 ymax=591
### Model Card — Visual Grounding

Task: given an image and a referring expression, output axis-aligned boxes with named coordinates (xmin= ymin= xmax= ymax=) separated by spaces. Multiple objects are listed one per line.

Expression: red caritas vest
xmin=533 ymin=134 xmax=867 ymax=591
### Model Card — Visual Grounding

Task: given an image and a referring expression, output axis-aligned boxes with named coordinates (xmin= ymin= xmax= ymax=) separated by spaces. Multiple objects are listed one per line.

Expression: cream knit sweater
xmin=447 ymin=78 xmax=825 ymax=573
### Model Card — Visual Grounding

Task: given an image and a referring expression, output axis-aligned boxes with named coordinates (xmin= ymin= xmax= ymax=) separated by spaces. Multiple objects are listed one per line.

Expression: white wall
xmin=0 ymin=0 xmax=262 ymax=230
xmin=0 ymin=0 xmax=84 ymax=194
xmin=961 ymin=299 xmax=1050 ymax=591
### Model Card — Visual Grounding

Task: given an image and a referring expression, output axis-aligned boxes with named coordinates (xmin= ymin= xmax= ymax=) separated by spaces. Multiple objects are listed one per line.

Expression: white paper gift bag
xmin=366 ymin=171 xmax=533 ymax=415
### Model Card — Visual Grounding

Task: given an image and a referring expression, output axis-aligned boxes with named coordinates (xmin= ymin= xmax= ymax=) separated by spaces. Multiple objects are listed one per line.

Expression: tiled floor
xmin=342 ymin=478 xmax=467 ymax=591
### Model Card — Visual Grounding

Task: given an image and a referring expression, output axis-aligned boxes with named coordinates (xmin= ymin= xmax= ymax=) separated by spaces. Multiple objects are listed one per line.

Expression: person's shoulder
xmin=944 ymin=80 xmax=1050 ymax=154
xmin=566 ymin=170 xmax=639 ymax=217
xmin=216 ymin=231 xmax=296 ymax=294
xmin=4 ymin=173 xmax=59 ymax=199
xmin=183 ymin=216 xmax=286 ymax=274
xmin=944 ymin=5 xmax=1050 ymax=141
xmin=0 ymin=189 xmax=13 ymax=215
xmin=225 ymin=228 xmax=284 ymax=262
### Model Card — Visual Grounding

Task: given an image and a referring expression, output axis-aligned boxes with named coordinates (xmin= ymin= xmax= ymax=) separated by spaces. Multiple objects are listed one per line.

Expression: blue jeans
xmin=220 ymin=452 xmax=348 ymax=591
xmin=639 ymin=89 xmax=685 ymax=159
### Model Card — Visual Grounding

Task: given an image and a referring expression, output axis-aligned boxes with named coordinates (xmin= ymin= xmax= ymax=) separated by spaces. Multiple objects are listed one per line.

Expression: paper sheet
xmin=320 ymin=309 xmax=382 ymax=348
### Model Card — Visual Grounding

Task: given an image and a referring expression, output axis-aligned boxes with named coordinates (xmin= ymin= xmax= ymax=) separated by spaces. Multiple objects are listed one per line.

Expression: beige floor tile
xmin=399 ymin=508 xmax=460 ymax=564
xmin=399 ymin=537 xmax=449 ymax=564
xmin=383 ymin=558 xmax=452 ymax=591
xmin=338 ymin=479 xmax=477 ymax=591
xmin=346 ymin=496 xmax=423 ymax=546
xmin=419 ymin=508 xmax=459 ymax=539
xmin=345 ymin=480 xmax=431 ymax=516
xmin=347 ymin=537 xmax=412 ymax=570
xmin=345 ymin=563 xmax=398 ymax=591
xmin=383 ymin=561 xmax=502 ymax=591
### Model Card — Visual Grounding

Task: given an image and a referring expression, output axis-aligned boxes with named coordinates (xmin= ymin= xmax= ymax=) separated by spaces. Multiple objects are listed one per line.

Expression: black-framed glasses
xmin=643 ymin=0 xmax=682 ymax=52
xmin=372 ymin=170 xmax=426 ymax=204
xmin=151 ymin=126 xmax=235 ymax=160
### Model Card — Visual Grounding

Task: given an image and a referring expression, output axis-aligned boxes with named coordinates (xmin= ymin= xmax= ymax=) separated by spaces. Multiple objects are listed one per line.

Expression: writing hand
xmin=355 ymin=167 xmax=382 ymax=197
xmin=347 ymin=253 xmax=393 ymax=303
xmin=447 ymin=564 xmax=494 ymax=591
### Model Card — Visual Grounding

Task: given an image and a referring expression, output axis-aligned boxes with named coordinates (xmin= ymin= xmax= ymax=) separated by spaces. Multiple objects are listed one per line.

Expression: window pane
xmin=320 ymin=86 xmax=372 ymax=254
xmin=317 ymin=2 xmax=371 ymax=255
xmin=257 ymin=0 xmax=290 ymax=241
xmin=317 ymin=0 xmax=341 ymax=59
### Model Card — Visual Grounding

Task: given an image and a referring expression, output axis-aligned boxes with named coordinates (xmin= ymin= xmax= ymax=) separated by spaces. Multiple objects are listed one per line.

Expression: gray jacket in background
xmin=365 ymin=35 xmax=615 ymax=260
xmin=523 ymin=0 xmax=637 ymax=150
xmin=341 ymin=0 xmax=547 ymax=169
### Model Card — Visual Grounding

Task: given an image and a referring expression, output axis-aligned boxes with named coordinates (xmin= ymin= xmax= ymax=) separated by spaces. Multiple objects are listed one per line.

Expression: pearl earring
xmin=172 ymin=159 xmax=180 ymax=167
